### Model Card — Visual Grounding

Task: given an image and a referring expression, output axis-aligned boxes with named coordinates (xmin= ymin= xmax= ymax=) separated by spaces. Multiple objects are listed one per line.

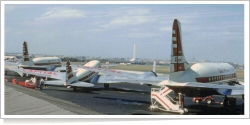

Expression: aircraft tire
xmin=73 ymin=87 xmax=77 ymax=92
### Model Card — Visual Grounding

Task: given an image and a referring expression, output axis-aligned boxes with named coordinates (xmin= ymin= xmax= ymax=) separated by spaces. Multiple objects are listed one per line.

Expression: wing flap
xmin=70 ymin=82 xmax=94 ymax=87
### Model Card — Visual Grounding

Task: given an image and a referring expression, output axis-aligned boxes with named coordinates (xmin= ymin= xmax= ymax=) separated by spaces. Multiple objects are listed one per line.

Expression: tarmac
xmin=3 ymin=72 xmax=244 ymax=115
xmin=4 ymin=82 xmax=102 ymax=115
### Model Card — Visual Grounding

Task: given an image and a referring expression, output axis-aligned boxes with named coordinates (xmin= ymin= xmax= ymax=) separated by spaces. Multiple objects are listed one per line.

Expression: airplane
xmin=9 ymin=58 xmax=161 ymax=90
xmin=4 ymin=56 xmax=18 ymax=62
xmin=76 ymin=19 xmax=244 ymax=113
xmin=8 ymin=19 xmax=244 ymax=114
xmin=5 ymin=41 xmax=64 ymax=77
xmin=9 ymin=60 xmax=101 ymax=92
xmin=77 ymin=19 xmax=244 ymax=98
xmin=5 ymin=41 xmax=62 ymax=71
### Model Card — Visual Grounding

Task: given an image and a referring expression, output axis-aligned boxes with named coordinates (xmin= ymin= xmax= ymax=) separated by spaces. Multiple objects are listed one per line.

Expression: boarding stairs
xmin=149 ymin=86 xmax=187 ymax=114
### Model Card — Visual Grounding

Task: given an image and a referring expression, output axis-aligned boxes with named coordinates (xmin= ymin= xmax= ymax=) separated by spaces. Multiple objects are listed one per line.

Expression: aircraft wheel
xmin=73 ymin=87 xmax=77 ymax=92
xmin=104 ymin=83 xmax=109 ymax=90
xmin=40 ymin=84 xmax=44 ymax=90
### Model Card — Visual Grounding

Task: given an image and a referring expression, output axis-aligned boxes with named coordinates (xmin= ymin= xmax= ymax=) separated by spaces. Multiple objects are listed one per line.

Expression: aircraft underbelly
xmin=170 ymin=87 xmax=220 ymax=97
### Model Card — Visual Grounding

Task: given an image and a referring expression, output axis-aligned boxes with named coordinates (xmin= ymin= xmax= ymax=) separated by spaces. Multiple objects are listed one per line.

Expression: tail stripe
xmin=170 ymin=19 xmax=187 ymax=72
xmin=66 ymin=60 xmax=73 ymax=81
xmin=23 ymin=41 xmax=29 ymax=61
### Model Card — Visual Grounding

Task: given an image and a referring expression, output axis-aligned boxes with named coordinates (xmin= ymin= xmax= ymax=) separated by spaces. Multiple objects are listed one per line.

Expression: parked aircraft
xmin=4 ymin=56 xmax=18 ymax=62
xmin=5 ymin=41 xmax=62 ymax=71
xmin=8 ymin=19 xmax=244 ymax=98
xmin=9 ymin=59 xmax=160 ymax=90
xmin=78 ymin=19 xmax=244 ymax=98
xmin=9 ymin=60 xmax=101 ymax=91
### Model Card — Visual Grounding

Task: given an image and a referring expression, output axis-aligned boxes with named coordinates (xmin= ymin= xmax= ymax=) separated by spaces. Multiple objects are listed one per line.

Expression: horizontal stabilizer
xmin=43 ymin=80 xmax=66 ymax=86
xmin=70 ymin=82 xmax=94 ymax=87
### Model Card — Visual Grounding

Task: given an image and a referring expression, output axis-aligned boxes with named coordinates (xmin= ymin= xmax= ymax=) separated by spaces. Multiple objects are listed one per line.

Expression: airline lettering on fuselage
xmin=196 ymin=73 xmax=237 ymax=83
xmin=48 ymin=59 xmax=60 ymax=62
xmin=23 ymin=69 xmax=57 ymax=76
xmin=34 ymin=62 xmax=61 ymax=66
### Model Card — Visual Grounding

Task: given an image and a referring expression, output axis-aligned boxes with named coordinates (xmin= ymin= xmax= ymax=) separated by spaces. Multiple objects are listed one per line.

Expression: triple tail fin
xmin=65 ymin=60 xmax=78 ymax=85
xmin=170 ymin=19 xmax=188 ymax=75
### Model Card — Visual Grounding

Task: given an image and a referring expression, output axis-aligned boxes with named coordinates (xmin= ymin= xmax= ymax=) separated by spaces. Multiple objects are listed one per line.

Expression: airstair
xmin=149 ymin=86 xmax=188 ymax=114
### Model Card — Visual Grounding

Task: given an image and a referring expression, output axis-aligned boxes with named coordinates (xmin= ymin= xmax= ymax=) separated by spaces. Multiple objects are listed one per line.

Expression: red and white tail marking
xmin=66 ymin=60 xmax=73 ymax=82
xmin=170 ymin=19 xmax=187 ymax=72
xmin=23 ymin=41 xmax=29 ymax=61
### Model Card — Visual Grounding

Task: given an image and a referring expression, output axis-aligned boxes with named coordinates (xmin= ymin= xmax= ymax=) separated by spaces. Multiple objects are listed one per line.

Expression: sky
xmin=3 ymin=3 xmax=246 ymax=64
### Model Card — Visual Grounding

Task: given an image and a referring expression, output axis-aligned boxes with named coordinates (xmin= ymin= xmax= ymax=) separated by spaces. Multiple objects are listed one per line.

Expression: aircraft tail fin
xmin=23 ymin=41 xmax=30 ymax=62
xmin=66 ymin=60 xmax=78 ymax=85
xmin=169 ymin=19 xmax=188 ymax=80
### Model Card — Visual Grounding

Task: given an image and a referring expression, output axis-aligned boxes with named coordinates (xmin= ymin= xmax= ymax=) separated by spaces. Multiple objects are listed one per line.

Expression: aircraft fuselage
xmin=171 ymin=62 xmax=237 ymax=83
xmin=76 ymin=60 xmax=101 ymax=82
xmin=169 ymin=62 xmax=238 ymax=97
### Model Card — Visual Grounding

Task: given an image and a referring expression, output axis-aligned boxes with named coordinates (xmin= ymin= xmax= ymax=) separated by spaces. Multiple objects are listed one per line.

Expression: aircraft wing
xmin=98 ymin=74 xmax=168 ymax=86
xmin=9 ymin=68 xmax=66 ymax=80
xmin=20 ymin=65 xmax=57 ymax=71
xmin=5 ymin=61 xmax=20 ymax=66
xmin=78 ymin=65 xmax=168 ymax=86
xmin=159 ymin=80 xmax=244 ymax=95
xmin=77 ymin=65 xmax=141 ymax=79
xmin=54 ymin=65 xmax=78 ymax=72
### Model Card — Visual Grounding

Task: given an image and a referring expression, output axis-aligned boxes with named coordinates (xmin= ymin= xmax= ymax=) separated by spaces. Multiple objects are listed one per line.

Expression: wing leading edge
xmin=78 ymin=65 xmax=168 ymax=86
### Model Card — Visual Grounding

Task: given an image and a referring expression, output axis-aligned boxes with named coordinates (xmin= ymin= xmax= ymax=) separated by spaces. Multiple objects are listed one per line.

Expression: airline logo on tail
xmin=171 ymin=19 xmax=187 ymax=72
xmin=66 ymin=60 xmax=73 ymax=81
xmin=23 ymin=41 xmax=29 ymax=61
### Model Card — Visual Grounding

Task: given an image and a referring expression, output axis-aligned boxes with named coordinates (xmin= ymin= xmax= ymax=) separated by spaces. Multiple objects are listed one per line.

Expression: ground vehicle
xmin=193 ymin=96 xmax=215 ymax=104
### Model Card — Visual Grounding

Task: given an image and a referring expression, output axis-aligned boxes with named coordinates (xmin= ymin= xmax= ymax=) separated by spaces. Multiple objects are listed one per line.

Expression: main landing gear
xmin=223 ymin=95 xmax=236 ymax=107
xmin=104 ymin=83 xmax=109 ymax=90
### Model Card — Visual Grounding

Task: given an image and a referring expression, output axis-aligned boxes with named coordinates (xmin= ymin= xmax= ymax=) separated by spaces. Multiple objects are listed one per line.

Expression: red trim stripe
xmin=163 ymin=88 xmax=170 ymax=95
xmin=152 ymin=94 xmax=170 ymax=109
